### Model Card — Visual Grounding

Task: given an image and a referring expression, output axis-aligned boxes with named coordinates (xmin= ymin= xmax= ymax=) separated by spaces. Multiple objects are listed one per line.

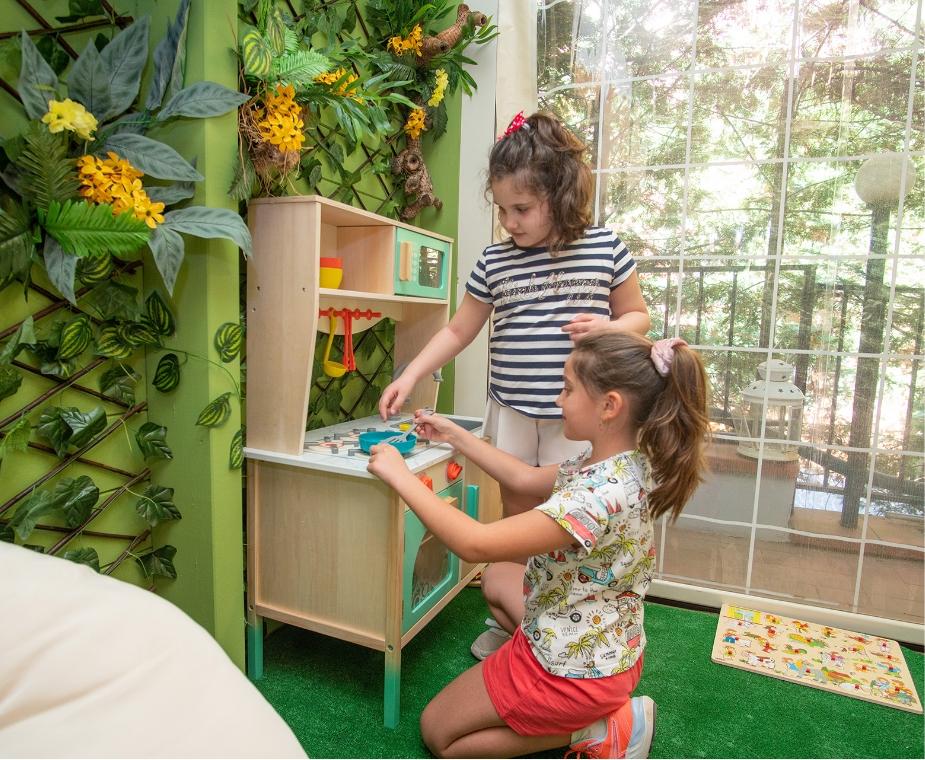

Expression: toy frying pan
xmin=359 ymin=430 xmax=417 ymax=454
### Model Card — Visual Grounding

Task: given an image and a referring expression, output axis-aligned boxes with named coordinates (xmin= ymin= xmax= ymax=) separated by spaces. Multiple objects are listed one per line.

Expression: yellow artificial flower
xmin=42 ymin=98 xmax=98 ymax=140
xmin=427 ymin=68 xmax=448 ymax=107
xmin=137 ymin=198 xmax=166 ymax=229
xmin=255 ymin=84 xmax=305 ymax=153
xmin=75 ymin=150 xmax=161 ymax=224
xmin=387 ymin=24 xmax=423 ymax=57
xmin=403 ymin=108 xmax=427 ymax=139
xmin=313 ymin=67 xmax=361 ymax=99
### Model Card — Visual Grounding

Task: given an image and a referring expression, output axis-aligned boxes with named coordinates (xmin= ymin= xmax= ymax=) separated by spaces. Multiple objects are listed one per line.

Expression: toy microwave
xmin=394 ymin=227 xmax=451 ymax=299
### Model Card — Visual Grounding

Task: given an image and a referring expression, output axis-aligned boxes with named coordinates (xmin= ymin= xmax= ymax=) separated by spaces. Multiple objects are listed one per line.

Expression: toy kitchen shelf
xmin=244 ymin=196 xmax=501 ymax=728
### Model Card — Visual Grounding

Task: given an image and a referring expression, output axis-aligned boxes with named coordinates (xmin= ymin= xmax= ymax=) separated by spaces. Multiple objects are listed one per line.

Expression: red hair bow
xmin=500 ymin=111 xmax=528 ymax=140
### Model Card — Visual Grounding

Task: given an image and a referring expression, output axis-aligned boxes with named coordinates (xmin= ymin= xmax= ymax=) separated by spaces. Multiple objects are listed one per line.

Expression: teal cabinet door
xmin=402 ymin=481 xmax=461 ymax=632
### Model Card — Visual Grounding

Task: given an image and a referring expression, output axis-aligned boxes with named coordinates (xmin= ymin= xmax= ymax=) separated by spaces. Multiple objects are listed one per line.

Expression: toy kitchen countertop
xmin=243 ymin=414 xmax=484 ymax=478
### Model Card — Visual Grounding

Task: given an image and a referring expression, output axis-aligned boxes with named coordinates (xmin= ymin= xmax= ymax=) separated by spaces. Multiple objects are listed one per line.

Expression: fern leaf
xmin=0 ymin=197 xmax=35 ymax=285
xmin=270 ymin=50 xmax=331 ymax=85
xmin=14 ymin=124 xmax=79 ymax=211
xmin=39 ymin=200 xmax=150 ymax=258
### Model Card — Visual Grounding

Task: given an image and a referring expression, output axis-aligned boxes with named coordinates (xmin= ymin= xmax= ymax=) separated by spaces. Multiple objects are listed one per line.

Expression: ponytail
xmin=638 ymin=344 xmax=711 ymax=521
xmin=569 ymin=333 xmax=711 ymax=521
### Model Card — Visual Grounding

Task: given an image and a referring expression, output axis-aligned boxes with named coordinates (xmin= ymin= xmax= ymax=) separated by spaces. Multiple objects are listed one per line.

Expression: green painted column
xmin=139 ymin=0 xmax=245 ymax=668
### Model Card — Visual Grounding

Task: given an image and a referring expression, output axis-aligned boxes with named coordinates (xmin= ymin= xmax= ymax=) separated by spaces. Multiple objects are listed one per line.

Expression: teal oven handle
xmin=465 ymin=484 xmax=479 ymax=519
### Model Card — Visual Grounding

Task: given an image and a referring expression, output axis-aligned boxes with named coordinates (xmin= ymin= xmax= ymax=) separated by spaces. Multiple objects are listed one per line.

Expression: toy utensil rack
xmin=317 ymin=308 xmax=383 ymax=371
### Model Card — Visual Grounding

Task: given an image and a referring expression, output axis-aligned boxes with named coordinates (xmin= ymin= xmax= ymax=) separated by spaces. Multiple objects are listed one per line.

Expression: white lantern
xmin=736 ymin=360 xmax=805 ymax=461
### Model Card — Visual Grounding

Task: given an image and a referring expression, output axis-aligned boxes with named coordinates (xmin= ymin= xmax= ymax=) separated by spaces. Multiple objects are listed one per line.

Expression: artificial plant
xmin=231 ymin=0 xmax=415 ymax=198
xmin=364 ymin=1 xmax=496 ymax=219
xmin=0 ymin=0 xmax=249 ymax=581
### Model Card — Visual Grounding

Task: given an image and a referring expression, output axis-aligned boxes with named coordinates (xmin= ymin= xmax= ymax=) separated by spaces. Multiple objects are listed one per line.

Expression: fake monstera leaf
xmin=39 ymin=200 xmax=150 ymax=258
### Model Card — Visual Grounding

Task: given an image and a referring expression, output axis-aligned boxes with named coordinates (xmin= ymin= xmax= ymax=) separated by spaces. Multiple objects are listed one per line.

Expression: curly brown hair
xmin=487 ymin=111 xmax=593 ymax=253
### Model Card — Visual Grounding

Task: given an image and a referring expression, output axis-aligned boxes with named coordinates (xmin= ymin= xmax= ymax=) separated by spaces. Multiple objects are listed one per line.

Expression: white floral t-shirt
xmin=521 ymin=449 xmax=655 ymax=678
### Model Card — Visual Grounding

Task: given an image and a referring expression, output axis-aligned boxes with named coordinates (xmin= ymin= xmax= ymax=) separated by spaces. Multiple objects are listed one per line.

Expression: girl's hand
xmin=367 ymin=443 xmax=411 ymax=486
xmin=412 ymin=411 xmax=462 ymax=445
xmin=378 ymin=376 xmax=415 ymax=420
xmin=561 ymin=313 xmax=609 ymax=343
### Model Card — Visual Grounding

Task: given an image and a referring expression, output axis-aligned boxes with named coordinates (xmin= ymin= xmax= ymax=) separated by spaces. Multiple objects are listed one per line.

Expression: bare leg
xmin=421 ymin=661 xmax=569 ymax=758
xmin=499 ymin=482 xmax=542 ymax=518
xmin=480 ymin=562 xmax=526 ymax=634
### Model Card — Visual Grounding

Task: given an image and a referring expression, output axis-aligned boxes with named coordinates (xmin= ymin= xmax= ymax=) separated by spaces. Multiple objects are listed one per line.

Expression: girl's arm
xmin=379 ymin=294 xmax=493 ymax=419
xmin=607 ymin=271 xmax=650 ymax=334
xmin=367 ymin=445 xmax=573 ymax=563
xmin=562 ymin=272 xmax=651 ymax=341
xmin=414 ymin=412 xmax=559 ymax=499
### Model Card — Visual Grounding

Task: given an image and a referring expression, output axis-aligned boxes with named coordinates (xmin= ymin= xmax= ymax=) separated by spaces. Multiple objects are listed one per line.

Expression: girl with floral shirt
xmin=367 ymin=332 xmax=710 ymax=759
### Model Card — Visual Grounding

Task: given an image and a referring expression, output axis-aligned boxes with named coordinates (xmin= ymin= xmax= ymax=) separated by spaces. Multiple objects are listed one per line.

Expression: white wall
xmin=453 ymin=0 xmax=498 ymax=416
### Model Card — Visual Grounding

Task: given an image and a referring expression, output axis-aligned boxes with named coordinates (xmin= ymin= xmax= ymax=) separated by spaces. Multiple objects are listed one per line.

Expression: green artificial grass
xmin=255 ymin=590 xmax=925 ymax=758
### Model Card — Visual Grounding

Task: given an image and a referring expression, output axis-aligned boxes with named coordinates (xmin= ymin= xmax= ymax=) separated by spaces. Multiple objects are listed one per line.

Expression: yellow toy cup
xmin=319 ymin=257 xmax=343 ymax=289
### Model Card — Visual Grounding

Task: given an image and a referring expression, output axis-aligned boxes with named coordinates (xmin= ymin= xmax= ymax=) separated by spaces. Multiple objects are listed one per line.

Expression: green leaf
xmin=36 ymin=36 xmax=70 ymax=77
xmin=0 ymin=365 xmax=23 ymax=402
xmin=94 ymin=322 xmax=133 ymax=359
xmin=147 ymin=225 xmax=185 ymax=295
xmin=9 ymin=489 xmax=59 ymax=541
xmin=145 ymin=290 xmax=176 ymax=336
xmin=40 ymin=200 xmax=149 ymax=258
xmin=135 ymin=484 xmax=180 ymax=526
xmin=68 ymin=39 xmax=112 ymax=119
xmin=52 ymin=475 xmax=99 ymax=527
xmin=230 ymin=427 xmax=244 ymax=469
xmin=56 ymin=314 xmax=93 ymax=360
xmin=241 ymin=30 xmax=273 ymax=79
xmin=0 ymin=524 xmax=13 ymax=543
xmin=146 ymin=0 xmax=190 ymax=110
xmin=15 ymin=123 xmax=79 ymax=210
xmin=228 ymin=154 xmax=256 ymax=203
xmin=99 ymin=16 xmax=150 ymax=120
xmin=152 ymin=352 xmax=180 ymax=392
xmin=270 ymin=50 xmax=331 ymax=85
xmin=0 ymin=315 xmax=35 ymax=364
xmin=43 ymin=238 xmax=78 ymax=305
xmin=39 ymin=358 xmax=77 ymax=380
xmin=56 ymin=1 xmax=106 ymax=23
xmin=18 ymin=31 xmax=59 ymax=120
xmin=36 ymin=407 xmax=71 ymax=457
xmin=99 ymin=363 xmax=138 ymax=404
xmin=145 ymin=182 xmax=195 ymax=206
xmin=161 ymin=206 xmax=252 ymax=258
xmin=103 ymin=133 xmax=203 ymax=182
xmin=196 ymin=392 xmax=232 ymax=427
xmin=85 ymin=280 xmax=140 ymax=322
xmin=136 ymin=544 xmax=177 ymax=579
xmin=0 ymin=196 xmax=36 ymax=289
xmin=135 ymin=421 xmax=172 ymax=460
xmin=214 ymin=322 xmax=243 ymax=362
xmin=64 ymin=547 xmax=100 ymax=571
xmin=0 ymin=415 xmax=31 ymax=465
xmin=119 ymin=319 xmax=160 ymax=348
xmin=156 ymin=81 xmax=248 ymax=121
xmin=76 ymin=253 xmax=113 ymax=285
xmin=60 ymin=405 xmax=106 ymax=449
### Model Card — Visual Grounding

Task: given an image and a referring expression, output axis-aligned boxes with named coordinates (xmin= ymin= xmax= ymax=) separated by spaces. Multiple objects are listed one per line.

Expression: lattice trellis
xmin=0 ymin=2 xmax=162 ymax=586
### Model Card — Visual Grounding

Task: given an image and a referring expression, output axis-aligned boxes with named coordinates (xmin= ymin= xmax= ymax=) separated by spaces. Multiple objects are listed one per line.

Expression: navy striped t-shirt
xmin=465 ymin=228 xmax=636 ymax=419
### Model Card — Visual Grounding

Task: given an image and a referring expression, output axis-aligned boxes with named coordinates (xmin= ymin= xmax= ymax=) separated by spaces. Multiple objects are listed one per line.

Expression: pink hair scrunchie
xmin=650 ymin=337 xmax=687 ymax=377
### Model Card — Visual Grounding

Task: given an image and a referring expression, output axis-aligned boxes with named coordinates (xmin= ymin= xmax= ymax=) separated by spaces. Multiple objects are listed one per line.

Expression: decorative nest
xmin=239 ymin=97 xmax=302 ymax=191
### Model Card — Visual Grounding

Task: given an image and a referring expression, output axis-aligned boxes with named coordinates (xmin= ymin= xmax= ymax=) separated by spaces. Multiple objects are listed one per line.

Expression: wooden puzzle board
xmin=711 ymin=603 xmax=922 ymax=713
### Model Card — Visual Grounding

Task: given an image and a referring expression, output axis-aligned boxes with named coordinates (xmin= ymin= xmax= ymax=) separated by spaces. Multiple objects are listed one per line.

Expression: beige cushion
xmin=0 ymin=544 xmax=306 ymax=758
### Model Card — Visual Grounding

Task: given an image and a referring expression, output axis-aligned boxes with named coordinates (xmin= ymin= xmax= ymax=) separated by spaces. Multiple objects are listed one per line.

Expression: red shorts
xmin=482 ymin=627 xmax=643 ymax=736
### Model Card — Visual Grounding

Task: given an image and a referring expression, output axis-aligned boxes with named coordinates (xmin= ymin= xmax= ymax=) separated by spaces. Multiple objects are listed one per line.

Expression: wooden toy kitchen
xmin=243 ymin=195 xmax=501 ymax=727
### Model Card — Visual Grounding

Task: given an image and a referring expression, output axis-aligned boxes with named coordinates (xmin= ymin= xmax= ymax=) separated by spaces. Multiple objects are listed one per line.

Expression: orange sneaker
xmin=567 ymin=696 xmax=656 ymax=759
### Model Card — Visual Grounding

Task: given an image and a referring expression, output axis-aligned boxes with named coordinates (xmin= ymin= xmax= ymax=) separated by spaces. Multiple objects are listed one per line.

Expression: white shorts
xmin=482 ymin=398 xmax=588 ymax=467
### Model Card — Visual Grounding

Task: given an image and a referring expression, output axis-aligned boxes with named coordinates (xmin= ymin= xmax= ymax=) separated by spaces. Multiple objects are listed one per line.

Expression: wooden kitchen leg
xmin=383 ymin=645 xmax=401 ymax=728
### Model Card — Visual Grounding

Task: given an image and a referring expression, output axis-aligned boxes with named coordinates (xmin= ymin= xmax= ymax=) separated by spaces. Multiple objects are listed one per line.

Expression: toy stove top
xmin=303 ymin=418 xmax=439 ymax=460
xmin=246 ymin=414 xmax=482 ymax=478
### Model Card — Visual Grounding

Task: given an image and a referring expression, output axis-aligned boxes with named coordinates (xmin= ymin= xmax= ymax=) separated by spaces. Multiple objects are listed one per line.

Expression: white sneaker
xmin=470 ymin=618 xmax=512 ymax=660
